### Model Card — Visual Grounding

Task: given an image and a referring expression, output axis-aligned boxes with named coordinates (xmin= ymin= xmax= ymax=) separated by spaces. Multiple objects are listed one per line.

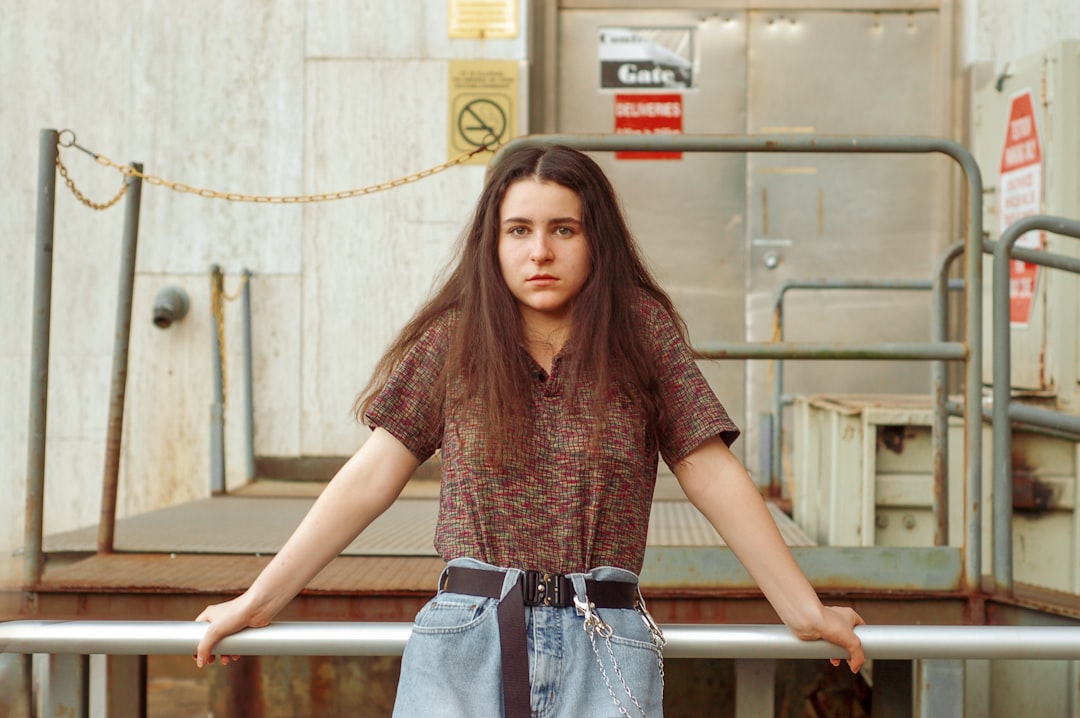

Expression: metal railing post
xmin=240 ymin=269 xmax=256 ymax=481
xmin=931 ymin=242 xmax=966 ymax=546
xmin=991 ymin=215 xmax=1080 ymax=592
xmin=210 ymin=265 xmax=226 ymax=494
xmin=99 ymin=164 xmax=143 ymax=554
xmin=769 ymin=278 xmax=964 ymax=499
xmin=24 ymin=129 xmax=59 ymax=587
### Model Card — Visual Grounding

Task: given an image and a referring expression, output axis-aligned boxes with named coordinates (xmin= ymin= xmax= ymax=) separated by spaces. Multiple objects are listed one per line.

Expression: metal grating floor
xmin=43 ymin=495 xmax=814 ymax=557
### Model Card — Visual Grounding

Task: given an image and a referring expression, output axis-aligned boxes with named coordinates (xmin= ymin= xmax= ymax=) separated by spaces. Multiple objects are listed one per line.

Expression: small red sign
xmin=613 ymin=94 xmax=682 ymax=160
xmin=998 ymin=89 xmax=1043 ymax=326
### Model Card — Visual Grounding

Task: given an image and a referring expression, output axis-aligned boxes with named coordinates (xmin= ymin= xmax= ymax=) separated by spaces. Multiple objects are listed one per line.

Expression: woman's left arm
xmin=672 ymin=436 xmax=866 ymax=673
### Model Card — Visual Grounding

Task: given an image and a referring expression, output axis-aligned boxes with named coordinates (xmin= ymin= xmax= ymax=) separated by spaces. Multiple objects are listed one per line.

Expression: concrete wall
xmin=0 ymin=0 xmax=525 ymax=581
xmin=2 ymin=0 xmax=1079 ymax=580
xmin=964 ymin=0 xmax=1080 ymax=70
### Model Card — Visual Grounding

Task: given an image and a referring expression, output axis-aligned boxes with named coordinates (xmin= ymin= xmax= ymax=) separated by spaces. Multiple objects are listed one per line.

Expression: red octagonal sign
xmin=998 ymin=89 xmax=1043 ymax=326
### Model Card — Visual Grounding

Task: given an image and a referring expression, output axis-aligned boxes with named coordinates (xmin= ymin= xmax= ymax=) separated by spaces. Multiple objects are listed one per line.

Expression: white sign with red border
xmin=998 ymin=89 xmax=1043 ymax=326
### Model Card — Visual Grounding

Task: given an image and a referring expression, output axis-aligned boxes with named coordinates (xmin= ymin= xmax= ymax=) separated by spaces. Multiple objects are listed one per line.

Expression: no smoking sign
xmin=454 ymin=95 xmax=509 ymax=149
xmin=448 ymin=61 xmax=518 ymax=164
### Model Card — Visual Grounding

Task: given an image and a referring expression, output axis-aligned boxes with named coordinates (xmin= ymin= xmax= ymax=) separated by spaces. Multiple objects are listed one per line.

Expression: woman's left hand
xmin=796 ymin=604 xmax=866 ymax=673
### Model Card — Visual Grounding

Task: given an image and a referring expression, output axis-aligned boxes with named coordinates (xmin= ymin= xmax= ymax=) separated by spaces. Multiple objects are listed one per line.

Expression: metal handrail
xmin=989 ymin=215 xmax=1080 ymax=592
xmin=767 ymin=277 xmax=966 ymax=497
xmin=6 ymin=617 xmax=1080 ymax=660
xmin=498 ymin=134 xmax=985 ymax=591
xmin=6 ymin=620 xmax=1080 ymax=661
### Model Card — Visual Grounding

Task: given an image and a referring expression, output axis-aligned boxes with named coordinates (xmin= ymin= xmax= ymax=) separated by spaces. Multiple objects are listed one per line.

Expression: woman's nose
xmin=530 ymin=234 xmax=554 ymax=261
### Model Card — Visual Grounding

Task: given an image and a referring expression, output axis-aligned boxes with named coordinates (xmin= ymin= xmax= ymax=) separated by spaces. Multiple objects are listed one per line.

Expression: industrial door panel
xmin=557 ymin=9 xmax=750 ymax=450
xmin=554 ymin=6 xmax=954 ymax=479
xmin=744 ymin=9 xmax=954 ymax=481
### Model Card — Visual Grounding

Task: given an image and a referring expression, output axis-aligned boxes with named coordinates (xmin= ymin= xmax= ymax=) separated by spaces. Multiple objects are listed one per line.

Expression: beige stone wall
xmin=0 ymin=1 xmax=526 ymax=558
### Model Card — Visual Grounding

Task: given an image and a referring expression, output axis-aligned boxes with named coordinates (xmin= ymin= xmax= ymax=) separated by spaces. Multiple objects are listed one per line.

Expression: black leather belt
xmin=443 ymin=566 xmax=639 ymax=718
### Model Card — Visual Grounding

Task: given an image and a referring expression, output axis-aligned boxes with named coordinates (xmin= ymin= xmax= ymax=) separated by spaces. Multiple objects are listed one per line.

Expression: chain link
xmin=55 ymin=130 xmax=498 ymax=210
xmin=56 ymin=152 xmax=130 ymax=211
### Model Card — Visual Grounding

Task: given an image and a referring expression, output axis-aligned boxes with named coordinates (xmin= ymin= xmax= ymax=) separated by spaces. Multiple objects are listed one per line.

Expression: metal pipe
xmin=984 ymin=239 xmax=1080 ymax=274
xmin=98 ymin=164 xmax=143 ymax=554
xmin=992 ymin=215 xmax=1080 ymax=593
xmin=499 ymin=134 xmax=984 ymax=591
xmin=768 ymin=278 xmax=964 ymax=493
xmin=695 ymin=341 xmax=966 ymax=361
xmin=7 ymin=620 xmax=1080 ymax=661
xmin=945 ymin=400 xmax=1080 ymax=442
xmin=1006 ymin=402 xmax=1080 ymax=435
xmin=24 ymin=129 xmax=59 ymax=586
xmin=210 ymin=265 xmax=226 ymax=494
xmin=241 ymin=269 xmax=255 ymax=481
xmin=931 ymin=242 xmax=967 ymax=546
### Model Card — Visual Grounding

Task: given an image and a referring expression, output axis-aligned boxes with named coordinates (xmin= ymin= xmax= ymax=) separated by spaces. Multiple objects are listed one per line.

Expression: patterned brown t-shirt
xmin=365 ymin=293 xmax=739 ymax=575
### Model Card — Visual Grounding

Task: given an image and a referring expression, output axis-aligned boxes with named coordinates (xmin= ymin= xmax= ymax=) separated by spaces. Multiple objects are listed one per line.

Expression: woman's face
xmin=497 ymin=178 xmax=592 ymax=331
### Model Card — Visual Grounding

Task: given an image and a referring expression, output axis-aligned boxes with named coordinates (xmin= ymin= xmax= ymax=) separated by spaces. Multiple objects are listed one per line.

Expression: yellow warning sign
xmin=448 ymin=0 xmax=518 ymax=39
xmin=448 ymin=60 xmax=518 ymax=165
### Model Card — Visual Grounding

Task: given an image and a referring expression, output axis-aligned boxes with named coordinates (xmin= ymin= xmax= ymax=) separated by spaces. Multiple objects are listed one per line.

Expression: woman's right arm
xmin=194 ymin=427 xmax=421 ymax=666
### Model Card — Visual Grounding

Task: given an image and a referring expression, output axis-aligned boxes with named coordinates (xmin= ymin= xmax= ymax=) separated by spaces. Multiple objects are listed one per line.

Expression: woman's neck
xmin=523 ymin=322 xmax=570 ymax=373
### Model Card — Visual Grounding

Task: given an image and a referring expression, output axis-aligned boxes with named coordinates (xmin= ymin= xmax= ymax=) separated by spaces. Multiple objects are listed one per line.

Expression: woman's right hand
xmin=194 ymin=594 xmax=269 ymax=667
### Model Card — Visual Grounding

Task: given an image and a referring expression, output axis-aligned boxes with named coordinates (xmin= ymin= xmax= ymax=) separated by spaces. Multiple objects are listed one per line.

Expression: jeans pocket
xmin=410 ymin=593 xmax=497 ymax=635
xmin=599 ymin=607 xmax=662 ymax=653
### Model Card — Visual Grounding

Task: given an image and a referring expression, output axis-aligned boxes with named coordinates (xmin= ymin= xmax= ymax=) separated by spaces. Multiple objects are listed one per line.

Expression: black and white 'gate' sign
xmin=599 ymin=27 xmax=694 ymax=90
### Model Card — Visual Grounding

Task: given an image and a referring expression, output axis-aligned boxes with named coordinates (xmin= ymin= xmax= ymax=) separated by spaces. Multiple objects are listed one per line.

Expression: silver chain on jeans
xmin=575 ymin=595 xmax=665 ymax=718
xmin=637 ymin=591 xmax=667 ymax=688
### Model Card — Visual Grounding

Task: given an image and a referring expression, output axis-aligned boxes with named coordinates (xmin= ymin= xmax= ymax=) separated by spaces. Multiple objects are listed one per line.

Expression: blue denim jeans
xmin=392 ymin=557 xmax=665 ymax=718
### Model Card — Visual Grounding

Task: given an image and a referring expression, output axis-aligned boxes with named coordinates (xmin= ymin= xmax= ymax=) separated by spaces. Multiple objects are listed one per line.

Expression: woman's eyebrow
xmin=500 ymin=215 xmax=581 ymax=225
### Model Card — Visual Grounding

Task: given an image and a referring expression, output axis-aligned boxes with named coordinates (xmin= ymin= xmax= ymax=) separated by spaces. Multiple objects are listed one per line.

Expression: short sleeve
xmin=363 ymin=314 xmax=455 ymax=462
xmin=641 ymin=295 xmax=740 ymax=468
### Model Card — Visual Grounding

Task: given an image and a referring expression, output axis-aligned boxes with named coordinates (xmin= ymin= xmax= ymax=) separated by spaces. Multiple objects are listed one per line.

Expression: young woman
xmin=195 ymin=144 xmax=864 ymax=717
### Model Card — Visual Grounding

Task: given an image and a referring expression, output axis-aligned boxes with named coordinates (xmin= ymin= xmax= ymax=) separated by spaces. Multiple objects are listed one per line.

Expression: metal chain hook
xmin=55 ymin=131 xmax=131 ymax=211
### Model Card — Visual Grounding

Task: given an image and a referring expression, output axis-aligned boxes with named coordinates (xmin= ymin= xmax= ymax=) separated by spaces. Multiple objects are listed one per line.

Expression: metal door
xmin=552 ymin=4 xmax=955 ymax=480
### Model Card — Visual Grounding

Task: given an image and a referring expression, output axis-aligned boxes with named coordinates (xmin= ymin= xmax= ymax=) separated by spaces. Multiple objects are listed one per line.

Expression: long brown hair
xmin=354 ymin=143 xmax=689 ymax=462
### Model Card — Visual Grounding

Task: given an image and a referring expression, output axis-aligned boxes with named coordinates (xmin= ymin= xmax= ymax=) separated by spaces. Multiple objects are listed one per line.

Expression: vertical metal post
xmin=992 ymin=232 xmax=1014 ymax=591
xmin=961 ymin=153 xmax=984 ymax=594
xmin=98 ymin=164 xmax=143 ymax=554
xmin=39 ymin=654 xmax=89 ymax=718
xmin=89 ymin=654 xmax=146 ymax=717
xmin=734 ymin=658 xmax=775 ymax=718
xmin=210 ymin=265 xmax=226 ymax=494
xmin=241 ymin=269 xmax=256 ymax=481
xmin=758 ymin=413 xmax=773 ymax=487
xmin=930 ymin=242 xmax=965 ymax=546
xmin=24 ymin=129 xmax=59 ymax=587
xmin=770 ymin=290 xmax=785 ymax=494
xmin=914 ymin=659 xmax=964 ymax=718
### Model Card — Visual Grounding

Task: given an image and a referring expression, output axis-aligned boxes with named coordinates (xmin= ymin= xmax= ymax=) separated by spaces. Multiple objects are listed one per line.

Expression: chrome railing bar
xmin=5 ymin=621 xmax=1080 ymax=661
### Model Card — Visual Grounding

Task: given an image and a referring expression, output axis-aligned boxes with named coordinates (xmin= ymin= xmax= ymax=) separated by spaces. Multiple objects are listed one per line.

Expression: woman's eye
xmin=508 ymin=226 xmax=529 ymax=237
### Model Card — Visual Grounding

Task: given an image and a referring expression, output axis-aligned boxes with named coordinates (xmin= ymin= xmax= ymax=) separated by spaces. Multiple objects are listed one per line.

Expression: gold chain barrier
xmin=56 ymin=129 xmax=498 ymax=211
